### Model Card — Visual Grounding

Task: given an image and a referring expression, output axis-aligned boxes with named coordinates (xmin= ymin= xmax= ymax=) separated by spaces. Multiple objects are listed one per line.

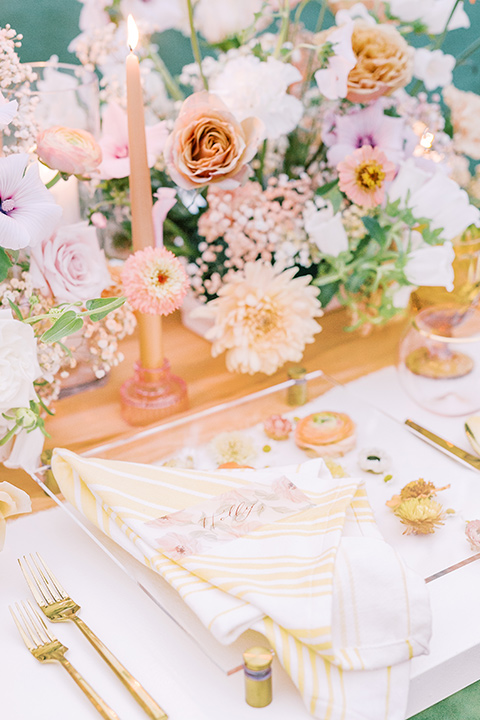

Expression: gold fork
xmin=10 ymin=600 xmax=120 ymax=720
xmin=19 ymin=553 xmax=168 ymax=720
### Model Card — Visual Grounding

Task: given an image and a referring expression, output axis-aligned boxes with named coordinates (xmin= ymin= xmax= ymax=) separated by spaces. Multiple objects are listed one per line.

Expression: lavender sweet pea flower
xmin=314 ymin=21 xmax=356 ymax=101
xmin=0 ymin=154 xmax=62 ymax=250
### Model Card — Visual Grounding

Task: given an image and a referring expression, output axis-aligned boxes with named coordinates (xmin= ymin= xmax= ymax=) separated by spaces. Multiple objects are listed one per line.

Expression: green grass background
xmin=2 ymin=2 xmax=480 ymax=716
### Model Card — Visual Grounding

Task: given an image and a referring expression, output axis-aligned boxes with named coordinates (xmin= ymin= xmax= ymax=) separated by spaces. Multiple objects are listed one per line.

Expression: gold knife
xmin=405 ymin=419 xmax=480 ymax=472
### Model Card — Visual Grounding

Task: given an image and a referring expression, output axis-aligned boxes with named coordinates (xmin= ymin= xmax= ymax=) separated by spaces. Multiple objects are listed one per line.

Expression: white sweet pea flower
xmin=413 ymin=48 xmax=455 ymax=91
xmin=0 ymin=91 xmax=17 ymax=128
xmin=1 ymin=426 xmax=45 ymax=475
xmin=404 ymin=241 xmax=455 ymax=291
xmin=388 ymin=160 xmax=480 ymax=240
xmin=314 ymin=21 xmax=356 ymax=100
xmin=303 ymin=200 xmax=349 ymax=257
xmin=209 ymin=56 xmax=303 ymax=140
xmin=389 ymin=0 xmax=469 ymax=35
xmin=336 ymin=3 xmax=376 ymax=26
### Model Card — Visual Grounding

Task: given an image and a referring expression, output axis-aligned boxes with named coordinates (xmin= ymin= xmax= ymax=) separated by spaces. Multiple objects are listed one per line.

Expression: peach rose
xmin=346 ymin=22 xmax=414 ymax=103
xmin=36 ymin=126 xmax=102 ymax=177
xmin=164 ymin=91 xmax=264 ymax=190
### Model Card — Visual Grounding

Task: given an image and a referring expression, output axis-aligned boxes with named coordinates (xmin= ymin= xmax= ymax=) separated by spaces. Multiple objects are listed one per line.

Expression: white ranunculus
xmin=388 ymin=160 xmax=480 ymax=240
xmin=413 ymin=48 xmax=455 ymax=91
xmin=0 ymin=310 xmax=42 ymax=413
xmin=29 ymin=222 xmax=111 ymax=303
xmin=209 ymin=56 xmax=302 ymax=140
xmin=314 ymin=21 xmax=356 ymax=100
xmin=389 ymin=0 xmax=469 ymax=35
xmin=404 ymin=241 xmax=455 ymax=290
xmin=303 ymin=201 xmax=349 ymax=257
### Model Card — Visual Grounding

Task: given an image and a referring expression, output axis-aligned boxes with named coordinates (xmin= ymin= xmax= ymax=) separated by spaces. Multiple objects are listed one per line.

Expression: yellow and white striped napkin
xmin=52 ymin=449 xmax=431 ymax=720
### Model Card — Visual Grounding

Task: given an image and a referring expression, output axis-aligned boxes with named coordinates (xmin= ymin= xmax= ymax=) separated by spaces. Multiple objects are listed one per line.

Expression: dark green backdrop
xmin=2 ymin=0 xmax=479 ymax=92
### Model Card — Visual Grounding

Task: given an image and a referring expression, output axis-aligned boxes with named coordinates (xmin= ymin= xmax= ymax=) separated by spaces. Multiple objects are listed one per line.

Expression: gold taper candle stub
xmin=287 ymin=366 xmax=307 ymax=406
xmin=243 ymin=646 xmax=273 ymax=708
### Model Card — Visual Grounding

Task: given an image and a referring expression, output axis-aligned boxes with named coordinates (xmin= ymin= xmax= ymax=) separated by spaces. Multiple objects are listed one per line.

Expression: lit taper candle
xmin=126 ymin=14 xmax=163 ymax=368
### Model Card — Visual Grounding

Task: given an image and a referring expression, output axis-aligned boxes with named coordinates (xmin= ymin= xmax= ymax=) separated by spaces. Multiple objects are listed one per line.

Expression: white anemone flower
xmin=194 ymin=262 xmax=323 ymax=375
xmin=0 ymin=154 xmax=62 ymax=250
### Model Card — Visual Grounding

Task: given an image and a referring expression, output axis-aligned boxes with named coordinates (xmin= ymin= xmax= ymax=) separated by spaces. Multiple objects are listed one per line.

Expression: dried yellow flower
xmin=394 ymin=497 xmax=445 ymax=536
xmin=400 ymin=479 xmax=437 ymax=500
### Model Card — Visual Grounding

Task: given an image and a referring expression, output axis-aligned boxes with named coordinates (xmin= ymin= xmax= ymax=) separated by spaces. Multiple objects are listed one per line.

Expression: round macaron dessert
xmin=294 ymin=411 xmax=356 ymax=457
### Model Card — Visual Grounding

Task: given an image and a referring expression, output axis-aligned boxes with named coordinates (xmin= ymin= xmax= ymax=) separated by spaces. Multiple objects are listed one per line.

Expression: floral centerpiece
xmin=0 ymin=26 xmax=131 ymax=471
xmin=59 ymin=2 xmax=480 ymax=376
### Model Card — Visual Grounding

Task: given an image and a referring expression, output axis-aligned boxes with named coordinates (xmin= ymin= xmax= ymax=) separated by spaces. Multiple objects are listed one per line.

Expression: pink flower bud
xmin=36 ymin=125 xmax=102 ymax=177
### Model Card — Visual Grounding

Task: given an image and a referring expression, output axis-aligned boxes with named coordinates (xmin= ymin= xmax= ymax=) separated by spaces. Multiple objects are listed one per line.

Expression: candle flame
xmin=420 ymin=129 xmax=435 ymax=150
xmin=127 ymin=15 xmax=139 ymax=51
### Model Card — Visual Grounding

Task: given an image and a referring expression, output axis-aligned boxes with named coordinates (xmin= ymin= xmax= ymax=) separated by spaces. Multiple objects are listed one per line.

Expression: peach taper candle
xmin=126 ymin=14 xmax=162 ymax=368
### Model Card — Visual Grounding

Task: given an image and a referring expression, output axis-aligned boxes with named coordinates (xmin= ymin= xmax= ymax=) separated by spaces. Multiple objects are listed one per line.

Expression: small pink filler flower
xmin=337 ymin=145 xmax=396 ymax=208
xmin=263 ymin=414 xmax=293 ymax=441
xmin=121 ymin=246 xmax=189 ymax=315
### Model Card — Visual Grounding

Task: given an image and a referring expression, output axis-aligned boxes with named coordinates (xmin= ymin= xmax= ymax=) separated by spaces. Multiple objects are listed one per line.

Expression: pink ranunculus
xmin=36 ymin=126 xmax=102 ymax=177
xmin=164 ymin=91 xmax=264 ymax=190
xmin=29 ymin=221 xmax=111 ymax=303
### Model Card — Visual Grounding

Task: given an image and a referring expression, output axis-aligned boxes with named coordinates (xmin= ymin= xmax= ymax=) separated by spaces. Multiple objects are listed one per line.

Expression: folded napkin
xmin=52 ymin=450 xmax=431 ymax=720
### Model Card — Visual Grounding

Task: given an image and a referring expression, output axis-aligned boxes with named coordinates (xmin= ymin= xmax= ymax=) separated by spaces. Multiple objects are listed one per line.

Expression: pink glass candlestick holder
xmin=120 ymin=359 xmax=188 ymax=426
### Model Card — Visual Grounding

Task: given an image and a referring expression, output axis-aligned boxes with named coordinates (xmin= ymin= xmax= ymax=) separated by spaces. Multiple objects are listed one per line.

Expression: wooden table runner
xmin=3 ymin=308 xmax=407 ymax=511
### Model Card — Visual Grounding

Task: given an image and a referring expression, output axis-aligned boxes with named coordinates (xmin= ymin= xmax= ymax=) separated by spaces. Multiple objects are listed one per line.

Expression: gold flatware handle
xmin=73 ymin=616 xmax=168 ymax=720
xmin=59 ymin=656 xmax=121 ymax=720
xmin=405 ymin=419 xmax=480 ymax=472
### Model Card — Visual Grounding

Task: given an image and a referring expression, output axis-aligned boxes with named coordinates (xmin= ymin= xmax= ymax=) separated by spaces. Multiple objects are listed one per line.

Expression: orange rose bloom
xmin=346 ymin=22 xmax=414 ymax=103
xmin=164 ymin=91 xmax=263 ymax=190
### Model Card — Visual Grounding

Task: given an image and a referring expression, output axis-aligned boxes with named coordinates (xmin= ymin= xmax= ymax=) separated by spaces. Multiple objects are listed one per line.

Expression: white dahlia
xmin=195 ymin=262 xmax=323 ymax=375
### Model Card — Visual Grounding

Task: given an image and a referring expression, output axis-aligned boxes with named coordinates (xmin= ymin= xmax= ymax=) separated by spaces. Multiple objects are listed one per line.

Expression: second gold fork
xmin=19 ymin=553 xmax=168 ymax=720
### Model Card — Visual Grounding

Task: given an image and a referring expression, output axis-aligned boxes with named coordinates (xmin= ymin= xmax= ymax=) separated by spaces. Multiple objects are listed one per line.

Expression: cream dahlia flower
xmin=194 ymin=262 xmax=323 ymax=375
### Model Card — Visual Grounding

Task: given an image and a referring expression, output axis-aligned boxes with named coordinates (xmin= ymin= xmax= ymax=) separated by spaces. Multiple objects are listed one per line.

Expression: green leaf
xmin=7 ymin=298 xmax=24 ymax=321
xmin=0 ymin=247 xmax=12 ymax=281
xmin=40 ymin=311 xmax=84 ymax=344
xmin=85 ymin=296 xmax=125 ymax=322
xmin=362 ymin=216 xmax=387 ymax=245
xmin=315 ymin=179 xmax=339 ymax=196
xmin=316 ymin=280 xmax=340 ymax=308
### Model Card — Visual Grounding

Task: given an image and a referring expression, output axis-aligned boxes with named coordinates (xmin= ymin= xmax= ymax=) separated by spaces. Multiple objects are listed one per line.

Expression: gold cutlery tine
xmin=405 ymin=419 xmax=480 ymax=472
xmin=10 ymin=601 xmax=121 ymax=720
xmin=19 ymin=553 xmax=168 ymax=720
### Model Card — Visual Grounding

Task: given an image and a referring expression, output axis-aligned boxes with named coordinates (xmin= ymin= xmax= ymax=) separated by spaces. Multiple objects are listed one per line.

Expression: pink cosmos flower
xmin=324 ymin=102 xmax=414 ymax=167
xmin=121 ymin=246 xmax=189 ymax=315
xmin=152 ymin=187 xmax=176 ymax=247
xmin=0 ymin=154 xmax=62 ymax=251
xmin=98 ymin=103 xmax=168 ymax=180
xmin=36 ymin=126 xmax=102 ymax=177
xmin=337 ymin=145 xmax=396 ymax=208
xmin=29 ymin=221 xmax=111 ymax=303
